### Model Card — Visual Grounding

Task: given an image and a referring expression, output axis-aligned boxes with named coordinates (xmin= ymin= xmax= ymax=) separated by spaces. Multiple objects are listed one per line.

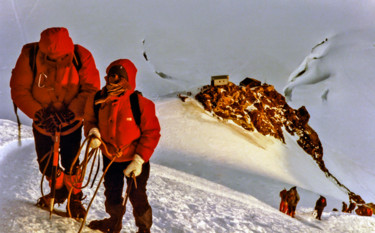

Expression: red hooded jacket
xmin=10 ymin=27 xmax=100 ymax=135
xmin=84 ymin=59 xmax=161 ymax=162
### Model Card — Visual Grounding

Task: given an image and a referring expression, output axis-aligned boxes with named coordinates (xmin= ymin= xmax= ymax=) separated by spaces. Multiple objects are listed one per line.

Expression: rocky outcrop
xmin=195 ymin=78 xmax=323 ymax=162
xmin=193 ymin=77 xmax=365 ymax=204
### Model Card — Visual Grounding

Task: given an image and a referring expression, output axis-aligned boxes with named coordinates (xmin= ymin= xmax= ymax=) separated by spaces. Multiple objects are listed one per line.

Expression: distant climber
xmin=286 ymin=186 xmax=300 ymax=218
xmin=355 ymin=205 xmax=373 ymax=217
xmin=342 ymin=202 xmax=348 ymax=212
xmin=314 ymin=196 xmax=327 ymax=220
xmin=279 ymin=188 xmax=288 ymax=214
xmin=347 ymin=201 xmax=356 ymax=213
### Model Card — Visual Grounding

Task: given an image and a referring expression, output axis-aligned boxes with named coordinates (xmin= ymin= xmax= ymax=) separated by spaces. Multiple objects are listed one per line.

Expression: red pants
xmin=279 ymin=201 xmax=288 ymax=214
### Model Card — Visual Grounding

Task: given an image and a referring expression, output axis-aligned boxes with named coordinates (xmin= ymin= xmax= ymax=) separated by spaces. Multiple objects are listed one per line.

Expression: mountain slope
xmin=0 ymin=121 xmax=335 ymax=232
xmin=154 ymin=96 xmax=349 ymax=206
xmin=283 ymin=29 xmax=375 ymax=203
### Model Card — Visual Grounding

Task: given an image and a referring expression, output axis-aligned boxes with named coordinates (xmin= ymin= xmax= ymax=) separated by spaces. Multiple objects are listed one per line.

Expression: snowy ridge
xmin=283 ymin=29 xmax=375 ymax=203
xmin=284 ymin=38 xmax=331 ymax=102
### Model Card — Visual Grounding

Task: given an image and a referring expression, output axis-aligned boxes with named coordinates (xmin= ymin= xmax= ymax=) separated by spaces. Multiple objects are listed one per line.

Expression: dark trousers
xmin=33 ymin=126 xmax=82 ymax=177
xmin=102 ymin=155 xmax=152 ymax=230
xmin=315 ymin=207 xmax=323 ymax=220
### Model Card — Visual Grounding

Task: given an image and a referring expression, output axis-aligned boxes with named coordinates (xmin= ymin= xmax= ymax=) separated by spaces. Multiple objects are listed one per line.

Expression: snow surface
xmin=2 ymin=0 xmax=375 ymax=232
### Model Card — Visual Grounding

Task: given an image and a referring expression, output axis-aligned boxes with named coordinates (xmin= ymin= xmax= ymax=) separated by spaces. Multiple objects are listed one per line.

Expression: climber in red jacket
xmin=84 ymin=59 xmax=161 ymax=233
xmin=279 ymin=188 xmax=288 ymax=214
xmin=10 ymin=27 xmax=100 ymax=218
xmin=314 ymin=195 xmax=327 ymax=220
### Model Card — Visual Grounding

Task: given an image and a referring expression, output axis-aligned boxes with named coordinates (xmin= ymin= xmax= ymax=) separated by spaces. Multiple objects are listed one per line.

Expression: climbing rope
xmin=66 ymin=136 xmax=102 ymax=218
xmin=38 ymin=133 xmax=130 ymax=226
xmin=76 ymin=134 xmax=131 ymax=233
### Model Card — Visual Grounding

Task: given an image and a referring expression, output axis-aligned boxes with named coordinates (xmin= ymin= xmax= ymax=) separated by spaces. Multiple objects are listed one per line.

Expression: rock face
xmin=194 ymin=77 xmax=365 ymax=204
xmin=195 ymin=78 xmax=323 ymax=162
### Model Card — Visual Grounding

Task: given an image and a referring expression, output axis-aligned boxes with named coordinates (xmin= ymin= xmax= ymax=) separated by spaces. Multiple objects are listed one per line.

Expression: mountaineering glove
xmin=88 ymin=127 xmax=101 ymax=149
xmin=34 ymin=108 xmax=61 ymax=133
xmin=124 ymin=154 xmax=144 ymax=177
xmin=55 ymin=108 xmax=75 ymax=124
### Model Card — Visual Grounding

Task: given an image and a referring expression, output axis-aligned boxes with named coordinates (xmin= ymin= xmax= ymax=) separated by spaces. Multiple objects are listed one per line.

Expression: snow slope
xmin=284 ymin=29 xmax=375 ymax=203
xmin=1 ymin=118 xmax=375 ymax=233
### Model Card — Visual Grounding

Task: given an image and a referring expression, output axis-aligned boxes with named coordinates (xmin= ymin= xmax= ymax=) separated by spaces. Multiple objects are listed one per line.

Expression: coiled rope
xmin=39 ymin=134 xmax=130 ymax=233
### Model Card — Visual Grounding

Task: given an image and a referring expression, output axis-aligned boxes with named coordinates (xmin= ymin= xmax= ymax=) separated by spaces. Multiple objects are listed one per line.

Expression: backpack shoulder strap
xmin=73 ymin=45 xmax=82 ymax=71
xmin=130 ymin=91 xmax=142 ymax=127
xmin=93 ymin=91 xmax=102 ymax=120
xmin=29 ymin=43 xmax=39 ymax=79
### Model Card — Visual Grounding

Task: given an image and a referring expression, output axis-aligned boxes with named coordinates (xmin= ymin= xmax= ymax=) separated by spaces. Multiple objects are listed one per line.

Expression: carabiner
xmin=38 ymin=73 xmax=47 ymax=88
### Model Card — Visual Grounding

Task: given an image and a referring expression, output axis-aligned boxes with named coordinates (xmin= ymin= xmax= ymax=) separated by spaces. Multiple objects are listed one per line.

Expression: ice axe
xmin=49 ymin=127 xmax=61 ymax=219
xmin=123 ymin=172 xmax=137 ymax=206
xmin=115 ymin=171 xmax=137 ymax=229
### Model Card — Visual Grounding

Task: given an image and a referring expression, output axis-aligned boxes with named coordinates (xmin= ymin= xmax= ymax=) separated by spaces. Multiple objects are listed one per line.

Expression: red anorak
xmin=10 ymin=27 xmax=100 ymax=135
xmin=84 ymin=59 xmax=161 ymax=162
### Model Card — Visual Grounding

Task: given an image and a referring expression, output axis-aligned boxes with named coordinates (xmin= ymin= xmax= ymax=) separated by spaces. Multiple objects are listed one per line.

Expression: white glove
xmin=88 ymin=127 xmax=101 ymax=149
xmin=124 ymin=154 xmax=144 ymax=177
